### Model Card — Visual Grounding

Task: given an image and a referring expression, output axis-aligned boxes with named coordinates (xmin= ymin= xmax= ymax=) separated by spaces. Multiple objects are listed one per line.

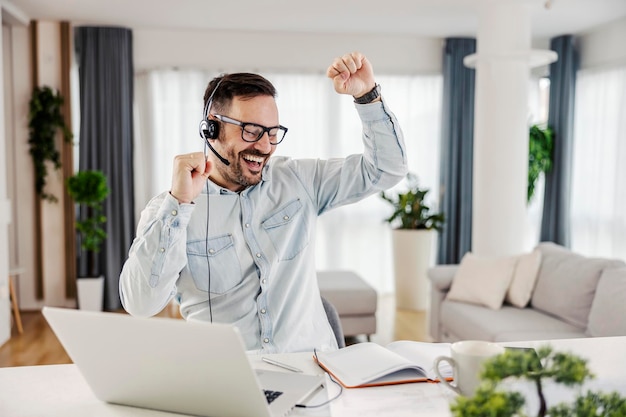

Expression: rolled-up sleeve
xmin=357 ymin=98 xmax=408 ymax=185
xmin=294 ymin=98 xmax=408 ymax=213
xmin=119 ymin=192 xmax=194 ymax=317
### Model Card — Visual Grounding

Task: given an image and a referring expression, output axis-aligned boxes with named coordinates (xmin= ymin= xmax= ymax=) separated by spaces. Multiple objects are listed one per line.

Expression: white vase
xmin=392 ymin=229 xmax=436 ymax=311
xmin=77 ymin=276 xmax=104 ymax=311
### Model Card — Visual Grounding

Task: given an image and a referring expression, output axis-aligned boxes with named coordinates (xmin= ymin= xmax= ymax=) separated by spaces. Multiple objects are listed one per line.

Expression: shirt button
xmin=263 ymin=338 xmax=270 ymax=343
xmin=171 ymin=210 xmax=177 ymax=216
xmin=261 ymin=279 xmax=267 ymax=284
xmin=245 ymin=223 xmax=250 ymax=228
xmin=260 ymin=309 xmax=266 ymax=314
xmin=256 ymin=253 xmax=261 ymax=258
xmin=208 ymin=249 xmax=215 ymax=254
xmin=159 ymin=248 xmax=165 ymax=253
xmin=283 ymin=215 xmax=289 ymax=220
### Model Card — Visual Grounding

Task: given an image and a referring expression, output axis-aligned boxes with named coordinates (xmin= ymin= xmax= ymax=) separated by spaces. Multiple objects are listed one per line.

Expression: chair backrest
xmin=321 ymin=296 xmax=345 ymax=348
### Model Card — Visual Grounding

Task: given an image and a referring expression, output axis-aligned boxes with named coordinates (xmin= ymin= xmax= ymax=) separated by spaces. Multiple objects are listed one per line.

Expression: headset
xmin=199 ymin=77 xmax=230 ymax=166
xmin=199 ymin=76 xmax=229 ymax=323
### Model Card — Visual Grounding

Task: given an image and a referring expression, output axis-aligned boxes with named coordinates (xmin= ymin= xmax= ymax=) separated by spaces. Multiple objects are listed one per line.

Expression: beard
xmin=216 ymin=148 xmax=264 ymax=189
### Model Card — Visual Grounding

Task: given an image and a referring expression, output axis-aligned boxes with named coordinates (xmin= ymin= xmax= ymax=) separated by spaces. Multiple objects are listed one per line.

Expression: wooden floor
xmin=0 ymin=294 xmax=430 ymax=367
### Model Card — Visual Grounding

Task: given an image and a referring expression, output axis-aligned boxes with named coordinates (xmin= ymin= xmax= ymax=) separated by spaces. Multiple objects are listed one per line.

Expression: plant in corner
xmin=28 ymin=86 xmax=73 ymax=202
xmin=380 ymin=172 xmax=444 ymax=231
xmin=380 ymin=173 xmax=444 ymax=310
xmin=66 ymin=170 xmax=110 ymax=277
xmin=527 ymin=124 xmax=554 ymax=203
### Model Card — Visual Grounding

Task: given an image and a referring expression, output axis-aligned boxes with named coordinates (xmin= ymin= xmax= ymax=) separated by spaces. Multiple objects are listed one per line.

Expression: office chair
xmin=321 ymin=296 xmax=346 ymax=348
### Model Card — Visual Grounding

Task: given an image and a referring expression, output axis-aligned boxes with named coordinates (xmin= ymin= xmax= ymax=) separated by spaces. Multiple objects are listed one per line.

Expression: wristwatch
xmin=353 ymin=84 xmax=381 ymax=104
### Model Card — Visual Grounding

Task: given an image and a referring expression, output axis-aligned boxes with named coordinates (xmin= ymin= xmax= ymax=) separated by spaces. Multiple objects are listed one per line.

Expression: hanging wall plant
xmin=28 ymin=86 xmax=73 ymax=202
xmin=527 ymin=124 xmax=554 ymax=203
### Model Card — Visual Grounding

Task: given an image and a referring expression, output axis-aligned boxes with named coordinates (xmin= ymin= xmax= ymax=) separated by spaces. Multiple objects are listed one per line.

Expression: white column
xmin=465 ymin=0 xmax=556 ymax=257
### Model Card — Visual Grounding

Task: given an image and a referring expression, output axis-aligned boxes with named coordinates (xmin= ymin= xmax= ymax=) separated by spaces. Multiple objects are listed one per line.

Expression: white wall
xmin=5 ymin=24 xmax=34 ymax=311
xmin=0 ymin=15 xmax=10 ymax=346
xmin=578 ymin=16 xmax=626 ymax=70
xmin=133 ymin=28 xmax=443 ymax=74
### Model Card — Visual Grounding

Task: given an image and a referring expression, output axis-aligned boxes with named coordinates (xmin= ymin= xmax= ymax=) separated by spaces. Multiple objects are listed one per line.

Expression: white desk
xmin=1 ymin=337 xmax=625 ymax=417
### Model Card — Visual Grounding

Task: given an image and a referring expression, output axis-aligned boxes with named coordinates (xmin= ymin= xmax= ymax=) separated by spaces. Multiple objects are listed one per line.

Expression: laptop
xmin=42 ymin=307 xmax=325 ymax=417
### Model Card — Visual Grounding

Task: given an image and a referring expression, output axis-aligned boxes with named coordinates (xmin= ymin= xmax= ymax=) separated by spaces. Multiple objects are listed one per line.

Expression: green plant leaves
xmin=449 ymin=345 xmax=621 ymax=417
xmin=66 ymin=170 xmax=109 ymax=253
xmin=380 ymin=173 xmax=444 ymax=231
xmin=528 ymin=125 xmax=553 ymax=203
xmin=28 ymin=86 xmax=73 ymax=202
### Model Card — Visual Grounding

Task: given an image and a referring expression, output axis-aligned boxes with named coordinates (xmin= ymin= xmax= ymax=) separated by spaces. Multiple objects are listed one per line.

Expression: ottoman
xmin=317 ymin=270 xmax=377 ymax=340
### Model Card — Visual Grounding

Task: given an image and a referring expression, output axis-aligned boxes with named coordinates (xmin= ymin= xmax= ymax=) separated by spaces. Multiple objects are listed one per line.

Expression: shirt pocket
xmin=262 ymin=199 xmax=309 ymax=261
xmin=186 ymin=234 xmax=243 ymax=294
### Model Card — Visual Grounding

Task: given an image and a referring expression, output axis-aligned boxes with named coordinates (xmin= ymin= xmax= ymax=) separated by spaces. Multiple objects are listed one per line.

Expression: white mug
xmin=433 ymin=340 xmax=504 ymax=397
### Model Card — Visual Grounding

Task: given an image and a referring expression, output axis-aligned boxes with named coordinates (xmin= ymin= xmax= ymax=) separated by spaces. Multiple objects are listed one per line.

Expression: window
xmin=570 ymin=66 xmax=626 ymax=260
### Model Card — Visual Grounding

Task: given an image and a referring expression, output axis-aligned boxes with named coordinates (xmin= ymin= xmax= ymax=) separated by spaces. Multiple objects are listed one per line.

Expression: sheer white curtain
xmin=134 ymin=69 xmax=219 ymax=220
xmin=571 ymin=66 xmax=626 ymax=260
xmin=134 ymin=70 xmax=443 ymax=293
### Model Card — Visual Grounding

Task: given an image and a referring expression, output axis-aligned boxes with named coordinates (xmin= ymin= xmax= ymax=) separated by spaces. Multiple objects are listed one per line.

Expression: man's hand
xmin=170 ymin=152 xmax=213 ymax=204
xmin=326 ymin=51 xmax=376 ymax=98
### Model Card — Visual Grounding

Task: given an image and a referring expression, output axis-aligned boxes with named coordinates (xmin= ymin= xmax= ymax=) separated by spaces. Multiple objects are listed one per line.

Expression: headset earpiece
xmin=199 ymin=76 xmax=230 ymax=166
xmin=199 ymin=77 xmax=225 ymax=141
xmin=199 ymin=119 xmax=220 ymax=140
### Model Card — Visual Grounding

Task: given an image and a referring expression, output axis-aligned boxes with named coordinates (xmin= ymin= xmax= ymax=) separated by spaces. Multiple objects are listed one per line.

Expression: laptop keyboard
xmin=263 ymin=389 xmax=284 ymax=404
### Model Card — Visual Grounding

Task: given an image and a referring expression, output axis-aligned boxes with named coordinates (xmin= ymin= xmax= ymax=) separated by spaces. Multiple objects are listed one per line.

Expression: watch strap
xmin=353 ymin=84 xmax=381 ymax=104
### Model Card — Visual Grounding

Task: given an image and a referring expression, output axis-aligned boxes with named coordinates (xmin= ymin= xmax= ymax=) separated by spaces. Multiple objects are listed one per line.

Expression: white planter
xmin=392 ymin=229 xmax=436 ymax=311
xmin=77 ymin=276 xmax=104 ymax=311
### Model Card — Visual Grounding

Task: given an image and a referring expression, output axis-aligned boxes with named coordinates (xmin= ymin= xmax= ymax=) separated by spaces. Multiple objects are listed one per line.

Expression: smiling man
xmin=119 ymin=52 xmax=408 ymax=353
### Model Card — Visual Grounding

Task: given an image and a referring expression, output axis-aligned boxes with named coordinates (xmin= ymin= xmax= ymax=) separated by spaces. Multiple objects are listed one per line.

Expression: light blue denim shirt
xmin=120 ymin=99 xmax=408 ymax=353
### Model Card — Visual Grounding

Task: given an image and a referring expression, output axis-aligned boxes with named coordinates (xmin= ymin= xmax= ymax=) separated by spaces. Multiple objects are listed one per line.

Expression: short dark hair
xmin=203 ymin=73 xmax=277 ymax=115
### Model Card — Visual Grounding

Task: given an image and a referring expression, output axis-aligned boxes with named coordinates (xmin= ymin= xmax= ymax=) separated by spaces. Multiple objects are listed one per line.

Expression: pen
xmin=261 ymin=357 xmax=303 ymax=373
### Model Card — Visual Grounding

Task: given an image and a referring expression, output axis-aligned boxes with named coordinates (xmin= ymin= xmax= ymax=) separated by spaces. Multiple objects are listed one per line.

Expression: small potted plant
xmin=66 ymin=170 xmax=109 ymax=310
xmin=381 ymin=173 xmax=444 ymax=310
xmin=381 ymin=173 xmax=445 ymax=231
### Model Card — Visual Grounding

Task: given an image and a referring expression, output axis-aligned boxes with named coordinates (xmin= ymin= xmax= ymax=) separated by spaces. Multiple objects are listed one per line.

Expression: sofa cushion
xmin=446 ymin=253 xmax=517 ymax=310
xmin=531 ymin=242 xmax=626 ymax=329
xmin=440 ymin=300 xmax=586 ymax=342
xmin=587 ymin=268 xmax=626 ymax=337
xmin=505 ymin=249 xmax=542 ymax=308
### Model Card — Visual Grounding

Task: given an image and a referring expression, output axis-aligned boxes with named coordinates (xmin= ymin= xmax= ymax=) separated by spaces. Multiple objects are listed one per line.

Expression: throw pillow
xmin=531 ymin=243 xmax=626 ymax=329
xmin=446 ymin=253 xmax=518 ymax=310
xmin=505 ymin=249 xmax=542 ymax=308
xmin=586 ymin=268 xmax=626 ymax=337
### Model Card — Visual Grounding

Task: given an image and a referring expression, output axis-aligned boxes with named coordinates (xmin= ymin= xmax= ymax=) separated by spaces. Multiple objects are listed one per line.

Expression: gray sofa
xmin=428 ymin=242 xmax=626 ymax=342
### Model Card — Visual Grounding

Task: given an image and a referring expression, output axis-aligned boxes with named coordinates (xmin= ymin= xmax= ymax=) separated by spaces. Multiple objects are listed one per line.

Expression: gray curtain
xmin=75 ymin=26 xmax=135 ymax=311
xmin=540 ymin=35 xmax=579 ymax=247
xmin=437 ymin=38 xmax=476 ymax=264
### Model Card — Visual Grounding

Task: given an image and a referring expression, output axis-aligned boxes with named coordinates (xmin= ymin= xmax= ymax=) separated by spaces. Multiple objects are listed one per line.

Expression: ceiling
xmin=5 ymin=0 xmax=626 ymax=40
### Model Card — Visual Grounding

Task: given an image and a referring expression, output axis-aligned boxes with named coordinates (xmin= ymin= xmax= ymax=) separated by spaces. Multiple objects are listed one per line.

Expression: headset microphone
xmin=204 ymin=133 xmax=230 ymax=165
xmin=199 ymin=77 xmax=230 ymax=166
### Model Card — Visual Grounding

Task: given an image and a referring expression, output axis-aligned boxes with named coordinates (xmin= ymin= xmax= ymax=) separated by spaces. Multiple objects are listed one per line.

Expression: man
xmin=119 ymin=51 xmax=408 ymax=353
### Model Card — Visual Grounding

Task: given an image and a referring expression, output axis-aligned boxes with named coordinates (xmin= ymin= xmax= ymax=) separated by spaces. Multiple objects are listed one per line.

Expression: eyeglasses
xmin=213 ymin=114 xmax=288 ymax=145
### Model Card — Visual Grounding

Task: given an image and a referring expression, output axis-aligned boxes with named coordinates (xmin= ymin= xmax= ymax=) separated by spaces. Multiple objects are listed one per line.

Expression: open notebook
xmin=43 ymin=307 xmax=324 ymax=417
xmin=315 ymin=341 xmax=453 ymax=388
